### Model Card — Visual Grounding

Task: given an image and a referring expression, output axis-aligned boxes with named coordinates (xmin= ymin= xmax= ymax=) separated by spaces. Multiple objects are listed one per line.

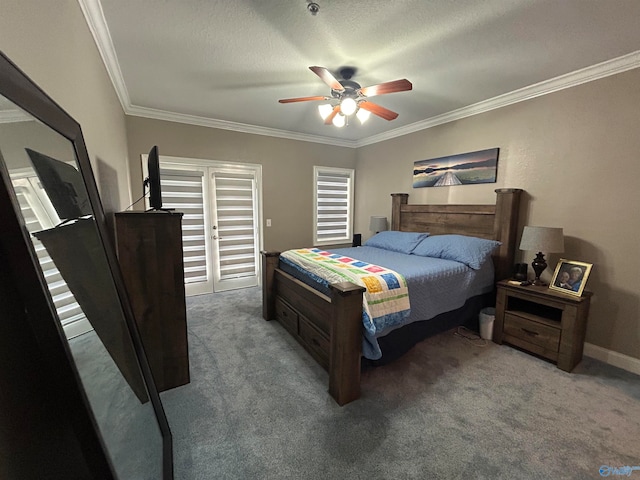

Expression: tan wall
xmin=3 ymin=0 xmax=636 ymax=360
xmin=0 ymin=0 xmax=130 ymax=216
xmin=355 ymin=68 xmax=640 ymax=360
xmin=125 ymin=116 xmax=357 ymax=251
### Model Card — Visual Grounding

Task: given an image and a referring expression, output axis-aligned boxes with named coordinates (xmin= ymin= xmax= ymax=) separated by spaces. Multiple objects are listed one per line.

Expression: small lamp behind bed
xmin=519 ymin=226 xmax=564 ymax=286
xmin=369 ymin=216 xmax=388 ymax=234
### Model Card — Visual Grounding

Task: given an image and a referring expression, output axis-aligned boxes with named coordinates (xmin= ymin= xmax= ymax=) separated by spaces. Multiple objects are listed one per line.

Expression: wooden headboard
xmin=391 ymin=188 xmax=523 ymax=281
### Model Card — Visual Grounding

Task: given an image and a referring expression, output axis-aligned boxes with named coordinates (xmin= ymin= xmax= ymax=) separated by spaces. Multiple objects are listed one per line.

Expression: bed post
xmin=261 ymin=251 xmax=279 ymax=321
xmin=493 ymin=189 xmax=523 ymax=280
xmin=391 ymin=193 xmax=408 ymax=231
xmin=328 ymin=282 xmax=366 ymax=406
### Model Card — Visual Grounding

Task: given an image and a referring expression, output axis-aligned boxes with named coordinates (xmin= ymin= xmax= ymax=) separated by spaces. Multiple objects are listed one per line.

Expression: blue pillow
xmin=411 ymin=234 xmax=501 ymax=269
xmin=364 ymin=231 xmax=429 ymax=254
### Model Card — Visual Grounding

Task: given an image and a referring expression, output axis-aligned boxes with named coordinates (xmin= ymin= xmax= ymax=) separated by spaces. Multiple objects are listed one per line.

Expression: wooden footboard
xmin=262 ymin=252 xmax=365 ymax=405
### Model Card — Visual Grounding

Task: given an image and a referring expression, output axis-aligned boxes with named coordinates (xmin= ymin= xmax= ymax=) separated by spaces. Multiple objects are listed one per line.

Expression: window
xmin=313 ymin=166 xmax=354 ymax=245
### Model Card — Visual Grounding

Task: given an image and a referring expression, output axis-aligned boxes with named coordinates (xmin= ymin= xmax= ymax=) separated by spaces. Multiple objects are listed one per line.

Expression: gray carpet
xmin=70 ymin=330 xmax=163 ymax=480
xmin=159 ymin=287 xmax=640 ymax=480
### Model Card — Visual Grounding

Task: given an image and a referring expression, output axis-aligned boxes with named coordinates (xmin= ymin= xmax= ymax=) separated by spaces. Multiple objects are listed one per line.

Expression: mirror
xmin=0 ymin=52 xmax=172 ymax=478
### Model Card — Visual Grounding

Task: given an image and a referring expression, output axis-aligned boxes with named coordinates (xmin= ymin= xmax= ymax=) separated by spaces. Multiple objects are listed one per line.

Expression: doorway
xmin=146 ymin=155 xmax=262 ymax=296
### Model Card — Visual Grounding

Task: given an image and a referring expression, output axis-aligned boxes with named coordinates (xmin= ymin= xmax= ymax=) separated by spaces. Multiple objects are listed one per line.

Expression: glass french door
xmin=209 ymin=168 xmax=260 ymax=292
xmin=156 ymin=158 xmax=261 ymax=295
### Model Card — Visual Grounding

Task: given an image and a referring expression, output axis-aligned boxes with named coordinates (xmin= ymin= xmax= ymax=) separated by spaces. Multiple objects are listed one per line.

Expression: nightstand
xmin=494 ymin=280 xmax=592 ymax=372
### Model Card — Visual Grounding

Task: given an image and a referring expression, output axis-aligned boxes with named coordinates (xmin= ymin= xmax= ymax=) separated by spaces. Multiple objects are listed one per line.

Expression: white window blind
xmin=158 ymin=168 xmax=208 ymax=286
xmin=313 ymin=166 xmax=354 ymax=245
xmin=213 ymin=171 xmax=257 ymax=281
xmin=12 ymin=179 xmax=86 ymax=333
xmin=155 ymin=158 xmax=261 ymax=295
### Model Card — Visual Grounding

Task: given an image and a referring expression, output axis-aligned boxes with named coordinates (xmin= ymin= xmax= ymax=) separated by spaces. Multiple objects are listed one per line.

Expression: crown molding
xmin=78 ymin=0 xmax=131 ymax=110
xmin=126 ymin=105 xmax=358 ymax=147
xmin=80 ymin=2 xmax=639 ymax=149
xmin=356 ymin=50 xmax=640 ymax=147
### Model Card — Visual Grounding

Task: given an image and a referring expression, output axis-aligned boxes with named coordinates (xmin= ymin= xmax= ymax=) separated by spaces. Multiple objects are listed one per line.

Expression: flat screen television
xmin=25 ymin=148 xmax=92 ymax=221
xmin=144 ymin=145 xmax=162 ymax=210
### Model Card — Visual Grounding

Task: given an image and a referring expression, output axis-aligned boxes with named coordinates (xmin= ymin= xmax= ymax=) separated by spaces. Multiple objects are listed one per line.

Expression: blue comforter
xmin=280 ymin=246 xmax=494 ymax=359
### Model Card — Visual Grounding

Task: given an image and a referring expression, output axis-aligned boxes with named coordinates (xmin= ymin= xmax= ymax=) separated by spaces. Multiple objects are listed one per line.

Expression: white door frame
xmin=143 ymin=154 xmax=263 ymax=296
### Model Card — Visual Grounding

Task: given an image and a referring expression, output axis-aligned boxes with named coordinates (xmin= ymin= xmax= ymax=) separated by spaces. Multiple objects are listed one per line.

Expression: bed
xmin=262 ymin=189 xmax=523 ymax=405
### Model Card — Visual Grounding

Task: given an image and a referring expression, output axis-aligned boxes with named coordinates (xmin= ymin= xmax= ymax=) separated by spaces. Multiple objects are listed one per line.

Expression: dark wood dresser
xmin=114 ymin=211 xmax=190 ymax=392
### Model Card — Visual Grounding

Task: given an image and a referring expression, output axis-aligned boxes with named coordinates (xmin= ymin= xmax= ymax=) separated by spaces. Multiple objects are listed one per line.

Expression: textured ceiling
xmin=86 ymin=0 xmax=640 ymax=147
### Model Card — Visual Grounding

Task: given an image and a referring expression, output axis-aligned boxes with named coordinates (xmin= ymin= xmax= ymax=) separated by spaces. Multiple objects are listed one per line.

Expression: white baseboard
xmin=584 ymin=342 xmax=640 ymax=376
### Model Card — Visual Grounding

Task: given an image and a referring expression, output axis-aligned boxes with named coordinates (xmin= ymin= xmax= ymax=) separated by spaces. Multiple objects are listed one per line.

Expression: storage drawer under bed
xmin=299 ymin=315 xmax=330 ymax=370
xmin=275 ymin=296 xmax=330 ymax=370
xmin=275 ymin=296 xmax=298 ymax=335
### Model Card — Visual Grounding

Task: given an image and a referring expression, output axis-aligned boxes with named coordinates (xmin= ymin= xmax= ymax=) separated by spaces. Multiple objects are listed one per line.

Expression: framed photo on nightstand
xmin=549 ymin=259 xmax=593 ymax=296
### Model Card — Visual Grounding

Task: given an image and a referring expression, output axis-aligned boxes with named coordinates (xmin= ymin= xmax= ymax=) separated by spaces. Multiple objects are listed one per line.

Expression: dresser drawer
xmin=504 ymin=312 xmax=560 ymax=353
xmin=275 ymin=296 xmax=298 ymax=335
xmin=299 ymin=315 xmax=330 ymax=370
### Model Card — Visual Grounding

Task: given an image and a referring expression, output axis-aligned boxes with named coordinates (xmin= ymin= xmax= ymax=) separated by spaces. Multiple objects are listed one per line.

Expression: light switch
xmin=266 ymin=219 xmax=272 ymax=227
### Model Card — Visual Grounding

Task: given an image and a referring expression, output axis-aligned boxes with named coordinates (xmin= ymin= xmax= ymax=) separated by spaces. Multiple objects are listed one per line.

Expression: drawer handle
xmin=521 ymin=328 xmax=539 ymax=337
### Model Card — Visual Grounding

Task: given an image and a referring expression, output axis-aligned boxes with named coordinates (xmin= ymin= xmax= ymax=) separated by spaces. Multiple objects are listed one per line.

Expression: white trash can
xmin=479 ymin=307 xmax=495 ymax=340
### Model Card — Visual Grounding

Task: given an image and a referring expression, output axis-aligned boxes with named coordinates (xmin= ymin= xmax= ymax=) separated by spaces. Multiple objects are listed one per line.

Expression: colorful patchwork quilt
xmin=279 ymin=248 xmax=411 ymax=341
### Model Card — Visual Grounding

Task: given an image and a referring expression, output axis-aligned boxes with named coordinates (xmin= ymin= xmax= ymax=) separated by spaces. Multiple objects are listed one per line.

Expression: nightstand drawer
xmin=504 ymin=312 xmax=560 ymax=352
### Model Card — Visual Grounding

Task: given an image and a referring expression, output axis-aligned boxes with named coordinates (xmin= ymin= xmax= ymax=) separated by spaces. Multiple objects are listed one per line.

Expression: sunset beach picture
xmin=413 ymin=148 xmax=499 ymax=188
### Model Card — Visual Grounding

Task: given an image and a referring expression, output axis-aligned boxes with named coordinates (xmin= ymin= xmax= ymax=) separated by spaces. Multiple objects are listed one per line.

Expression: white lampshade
xmin=340 ymin=97 xmax=357 ymax=116
xmin=332 ymin=113 xmax=346 ymax=127
xmin=519 ymin=226 xmax=564 ymax=253
xmin=356 ymin=108 xmax=371 ymax=124
xmin=369 ymin=216 xmax=388 ymax=233
xmin=318 ymin=104 xmax=333 ymax=120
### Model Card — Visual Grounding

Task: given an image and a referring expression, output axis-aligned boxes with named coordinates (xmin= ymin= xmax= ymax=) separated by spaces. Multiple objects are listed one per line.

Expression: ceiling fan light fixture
xmin=356 ymin=108 xmax=371 ymax=124
xmin=318 ymin=103 xmax=333 ymax=120
xmin=340 ymin=97 xmax=357 ymax=116
xmin=279 ymin=66 xmax=411 ymax=127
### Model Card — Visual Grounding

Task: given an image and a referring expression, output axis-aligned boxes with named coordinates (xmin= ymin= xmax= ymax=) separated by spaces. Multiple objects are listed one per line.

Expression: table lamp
xmin=369 ymin=216 xmax=388 ymax=234
xmin=518 ymin=226 xmax=564 ymax=286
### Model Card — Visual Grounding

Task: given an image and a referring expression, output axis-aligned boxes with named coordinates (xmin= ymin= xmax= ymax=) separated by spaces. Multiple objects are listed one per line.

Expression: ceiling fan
xmin=279 ymin=66 xmax=412 ymax=127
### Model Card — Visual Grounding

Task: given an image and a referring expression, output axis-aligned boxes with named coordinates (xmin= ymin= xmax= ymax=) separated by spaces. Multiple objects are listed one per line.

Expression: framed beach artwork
xmin=413 ymin=148 xmax=499 ymax=188
xmin=549 ymin=259 xmax=593 ymax=297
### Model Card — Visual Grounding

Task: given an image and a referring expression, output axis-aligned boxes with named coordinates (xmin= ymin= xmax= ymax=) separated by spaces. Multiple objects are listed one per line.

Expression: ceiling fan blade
xmin=279 ymin=96 xmax=329 ymax=104
xmin=309 ymin=66 xmax=344 ymax=92
xmin=358 ymin=79 xmax=412 ymax=97
xmin=324 ymin=105 xmax=341 ymax=125
xmin=359 ymin=101 xmax=399 ymax=121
